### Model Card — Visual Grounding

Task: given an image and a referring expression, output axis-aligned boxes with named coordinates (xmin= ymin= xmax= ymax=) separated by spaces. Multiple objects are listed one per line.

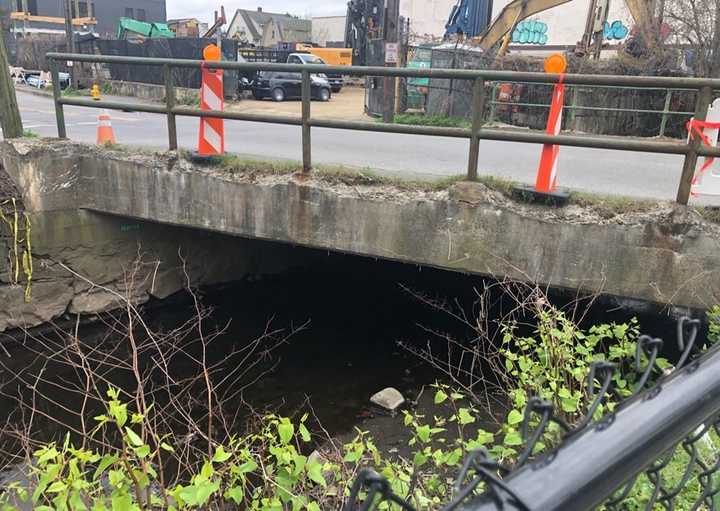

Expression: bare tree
xmin=664 ymin=0 xmax=720 ymax=76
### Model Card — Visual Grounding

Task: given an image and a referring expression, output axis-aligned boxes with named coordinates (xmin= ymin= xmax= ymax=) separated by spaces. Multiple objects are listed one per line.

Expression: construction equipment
xmin=116 ymin=18 xmax=175 ymax=40
xmin=472 ymin=0 xmax=573 ymax=53
xmin=202 ymin=6 xmax=226 ymax=39
xmin=444 ymin=0 xmax=493 ymax=39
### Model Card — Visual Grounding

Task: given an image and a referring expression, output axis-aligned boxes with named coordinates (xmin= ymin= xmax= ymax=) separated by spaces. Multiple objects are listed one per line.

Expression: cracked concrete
xmin=1 ymin=138 xmax=720 ymax=331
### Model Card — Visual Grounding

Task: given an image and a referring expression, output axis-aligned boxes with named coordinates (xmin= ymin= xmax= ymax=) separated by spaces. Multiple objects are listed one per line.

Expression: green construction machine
xmin=117 ymin=17 xmax=175 ymax=39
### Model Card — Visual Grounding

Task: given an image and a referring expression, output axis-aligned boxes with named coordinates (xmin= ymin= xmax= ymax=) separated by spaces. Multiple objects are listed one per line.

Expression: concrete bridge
xmin=1 ymin=138 xmax=719 ymax=331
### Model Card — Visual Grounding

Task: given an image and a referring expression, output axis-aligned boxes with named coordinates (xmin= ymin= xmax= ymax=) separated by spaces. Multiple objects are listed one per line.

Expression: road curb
xmin=14 ymin=85 xmax=53 ymax=99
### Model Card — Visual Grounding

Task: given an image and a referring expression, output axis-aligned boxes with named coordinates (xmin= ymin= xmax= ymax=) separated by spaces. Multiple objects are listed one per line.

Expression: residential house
xmin=167 ymin=17 xmax=201 ymax=38
xmin=227 ymin=7 xmax=310 ymax=47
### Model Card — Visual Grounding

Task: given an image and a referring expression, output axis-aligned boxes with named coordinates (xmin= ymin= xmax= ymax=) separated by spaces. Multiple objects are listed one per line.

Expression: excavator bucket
xmin=474 ymin=0 xmax=573 ymax=51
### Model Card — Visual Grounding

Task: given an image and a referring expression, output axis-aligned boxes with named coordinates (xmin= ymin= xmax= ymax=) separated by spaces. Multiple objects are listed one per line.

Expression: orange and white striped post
xmin=513 ymin=53 xmax=570 ymax=205
xmin=198 ymin=44 xmax=225 ymax=157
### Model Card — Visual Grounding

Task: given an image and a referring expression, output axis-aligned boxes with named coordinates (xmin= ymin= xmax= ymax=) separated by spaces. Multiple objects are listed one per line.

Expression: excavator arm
xmin=473 ymin=0 xmax=574 ymax=51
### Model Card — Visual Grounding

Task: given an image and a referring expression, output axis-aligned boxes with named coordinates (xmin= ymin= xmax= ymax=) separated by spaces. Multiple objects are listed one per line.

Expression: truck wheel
xmin=272 ymin=88 xmax=286 ymax=102
xmin=318 ymin=88 xmax=331 ymax=102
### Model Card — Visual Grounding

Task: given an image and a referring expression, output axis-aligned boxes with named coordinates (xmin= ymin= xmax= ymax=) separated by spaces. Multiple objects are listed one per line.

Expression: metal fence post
xmin=677 ymin=86 xmax=713 ymax=205
xmin=49 ymin=58 xmax=67 ymax=139
xmin=164 ymin=64 xmax=178 ymax=151
xmin=467 ymin=77 xmax=486 ymax=181
xmin=488 ymin=83 xmax=498 ymax=124
xmin=659 ymin=89 xmax=672 ymax=138
xmin=301 ymin=70 xmax=312 ymax=172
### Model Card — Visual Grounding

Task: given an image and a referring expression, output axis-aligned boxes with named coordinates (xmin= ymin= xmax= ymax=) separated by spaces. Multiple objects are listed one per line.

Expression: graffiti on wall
xmin=603 ymin=20 xmax=629 ymax=40
xmin=511 ymin=20 xmax=549 ymax=45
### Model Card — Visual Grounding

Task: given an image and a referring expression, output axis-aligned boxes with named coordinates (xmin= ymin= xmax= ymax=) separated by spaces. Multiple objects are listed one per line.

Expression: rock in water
xmin=370 ymin=387 xmax=405 ymax=412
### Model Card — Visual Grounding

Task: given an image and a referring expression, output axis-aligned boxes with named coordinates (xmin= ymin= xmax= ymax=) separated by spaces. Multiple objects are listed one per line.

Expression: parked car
xmin=252 ymin=71 xmax=332 ymax=102
xmin=286 ymin=53 xmax=344 ymax=93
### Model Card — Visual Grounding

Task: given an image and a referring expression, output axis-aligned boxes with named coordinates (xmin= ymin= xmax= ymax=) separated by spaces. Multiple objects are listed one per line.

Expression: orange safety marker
xmin=535 ymin=54 xmax=567 ymax=193
xmin=96 ymin=110 xmax=116 ymax=145
xmin=198 ymin=44 xmax=225 ymax=157
xmin=690 ymin=98 xmax=720 ymax=197
xmin=512 ymin=54 xmax=569 ymax=206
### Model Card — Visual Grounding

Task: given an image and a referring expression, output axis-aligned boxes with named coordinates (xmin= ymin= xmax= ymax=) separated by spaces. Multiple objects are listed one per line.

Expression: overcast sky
xmin=167 ymin=1 xmax=349 ymax=24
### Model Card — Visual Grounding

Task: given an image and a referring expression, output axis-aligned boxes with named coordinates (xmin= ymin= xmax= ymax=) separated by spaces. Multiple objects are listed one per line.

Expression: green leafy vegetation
xmin=22 ymin=130 xmax=39 ymax=138
xmin=5 ymin=295 xmax=717 ymax=510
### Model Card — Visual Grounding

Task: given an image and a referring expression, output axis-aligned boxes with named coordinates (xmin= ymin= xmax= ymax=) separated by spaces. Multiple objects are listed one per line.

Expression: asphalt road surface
xmin=14 ymin=90 xmax=705 ymax=202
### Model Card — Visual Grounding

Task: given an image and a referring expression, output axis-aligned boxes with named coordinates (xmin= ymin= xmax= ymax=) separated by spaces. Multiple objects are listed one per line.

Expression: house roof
xmin=229 ymin=8 xmax=310 ymax=42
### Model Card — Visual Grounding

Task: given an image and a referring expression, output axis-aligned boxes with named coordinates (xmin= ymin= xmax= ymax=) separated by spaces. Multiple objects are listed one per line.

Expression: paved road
xmin=14 ymin=90 xmax=699 ymax=201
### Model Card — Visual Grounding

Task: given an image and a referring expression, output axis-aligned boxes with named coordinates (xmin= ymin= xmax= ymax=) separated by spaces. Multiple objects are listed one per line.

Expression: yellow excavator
xmin=470 ymin=0 xmax=658 ymax=57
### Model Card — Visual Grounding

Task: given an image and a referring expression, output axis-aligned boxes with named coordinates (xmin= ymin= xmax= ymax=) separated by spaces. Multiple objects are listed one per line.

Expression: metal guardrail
xmin=483 ymin=82 xmax=696 ymax=138
xmin=347 ymin=318 xmax=720 ymax=511
xmin=46 ymin=52 xmax=720 ymax=205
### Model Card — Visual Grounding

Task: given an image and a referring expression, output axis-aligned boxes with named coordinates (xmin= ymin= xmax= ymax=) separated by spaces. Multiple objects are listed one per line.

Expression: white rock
xmin=370 ymin=387 xmax=405 ymax=412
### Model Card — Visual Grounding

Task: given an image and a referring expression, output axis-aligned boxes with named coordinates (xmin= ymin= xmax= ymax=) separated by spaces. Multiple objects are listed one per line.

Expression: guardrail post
xmin=677 ymin=86 xmax=713 ymax=205
xmin=164 ymin=64 xmax=178 ymax=151
xmin=467 ymin=77 xmax=486 ymax=181
xmin=659 ymin=89 xmax=672 ymax=138
xmin=49 ymin=58 xmax=67 ymax=139
xmin=301 ymin=70 xmax=312 ymax=172
xmin=488 ymin=83 xmax=498 ymax=123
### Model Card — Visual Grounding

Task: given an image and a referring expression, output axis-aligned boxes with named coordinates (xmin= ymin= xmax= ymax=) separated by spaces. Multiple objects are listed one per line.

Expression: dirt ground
xmin=228 ymin=86 xmax=372 ymax=122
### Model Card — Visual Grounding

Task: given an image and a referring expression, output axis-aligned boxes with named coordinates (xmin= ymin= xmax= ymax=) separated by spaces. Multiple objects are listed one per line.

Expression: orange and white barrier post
xmin=690 ymin=98 xmax=720 ymax=197
xmin=513 ymin=54 xmax=570 ymax=205
xmin=197 ymin=44 xmax=225 ymax=157
xmin=96 ymin=110 xmax=116 ymax=145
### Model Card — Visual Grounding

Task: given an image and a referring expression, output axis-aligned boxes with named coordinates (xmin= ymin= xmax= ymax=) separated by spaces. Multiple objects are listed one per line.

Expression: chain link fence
xmin=347 ymin=317 xmax=720 ymax=511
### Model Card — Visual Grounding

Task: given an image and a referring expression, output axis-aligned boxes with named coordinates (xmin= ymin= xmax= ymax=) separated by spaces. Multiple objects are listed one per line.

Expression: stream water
xmin=0 ymin=249 xmax=697 ymax=471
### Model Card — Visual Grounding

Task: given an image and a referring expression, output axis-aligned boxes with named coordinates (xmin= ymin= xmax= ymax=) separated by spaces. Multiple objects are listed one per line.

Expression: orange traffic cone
xmin=97 ymin=111 xmax=116 ymax=145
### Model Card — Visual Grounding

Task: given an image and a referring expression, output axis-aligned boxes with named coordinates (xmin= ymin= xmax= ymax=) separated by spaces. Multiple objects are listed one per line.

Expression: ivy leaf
xmin=416 ymin=424 xmax=431 ymax=443
xmin=299 ymin=423 xmax=311 ymax=443
xmin=434 ymin=390 xmax=448 ymax=404
xmin=212 ymin=446 xmax=232 ymax=463
xmin=225 ymin=486 xmax=244 ymax=505
xmin=277 ymin=420 xmax=295 ymax=445
xmin=307 ymin=502 xmax=321 ymax=511
xmin=458 ymin=408 xmax=475 ymax=425
xmin=306 ymin=460 xmax=327 ymax=487
xmin=124 ymin=427 xmax=143 ymax=447
xmin=503 ymin=431 xmax=523 ymax=446
xmin=507 ymin=409 xmax=523 ymax=425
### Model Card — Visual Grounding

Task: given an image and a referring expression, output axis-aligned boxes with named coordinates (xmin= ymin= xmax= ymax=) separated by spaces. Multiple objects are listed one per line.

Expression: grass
xmin=206 ymin=153 xmax=467 ymax=192
xmin=22 ymin=130 xmax=39 ymax=139
xmin=569 ymin=190 xmax=661 ymax=218
xmin=392 ymin=113 xmax=472 ymax=130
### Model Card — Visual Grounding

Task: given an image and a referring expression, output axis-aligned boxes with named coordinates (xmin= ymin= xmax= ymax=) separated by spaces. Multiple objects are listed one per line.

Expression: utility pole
xmin=0 ymin=33 xmax=24 ymax=138
xmin=382 ymin=0 xmax=400 ymax=123
xmin=63 ymin=0 xmax=77 ymax=88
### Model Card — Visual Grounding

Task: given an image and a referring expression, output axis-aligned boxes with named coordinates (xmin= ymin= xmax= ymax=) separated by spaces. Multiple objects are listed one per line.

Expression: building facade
xmin=312 ymin=15 xmax=346 ymax=47
xmin=2 ymin=0 xmax=167 ymax=38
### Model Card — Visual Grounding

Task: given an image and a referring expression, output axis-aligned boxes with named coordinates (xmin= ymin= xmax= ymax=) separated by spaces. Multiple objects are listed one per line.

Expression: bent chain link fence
xmin=346 ymin=317 xmax=720 ymax=511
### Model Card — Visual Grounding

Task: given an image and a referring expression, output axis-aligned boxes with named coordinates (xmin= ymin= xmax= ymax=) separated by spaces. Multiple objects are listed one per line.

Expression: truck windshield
xmin=301 ymin=55 xmax=325 ymax=65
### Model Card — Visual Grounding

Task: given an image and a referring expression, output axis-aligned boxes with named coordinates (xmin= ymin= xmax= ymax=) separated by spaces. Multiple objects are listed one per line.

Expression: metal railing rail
xmin=482 ymin=82 xmax=696 ymax=137
xmin=463 ymin=335 xmax=720 ymax=510
xmin=47 ymin=52 xmax=720 ymax=205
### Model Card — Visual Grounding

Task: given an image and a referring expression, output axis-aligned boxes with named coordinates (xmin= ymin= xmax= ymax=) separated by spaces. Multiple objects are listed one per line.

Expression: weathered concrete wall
xmin=3 ymin=139 xmax=720 ymax=327
xmin=0 ymin=141 xmax=312 ymax=332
